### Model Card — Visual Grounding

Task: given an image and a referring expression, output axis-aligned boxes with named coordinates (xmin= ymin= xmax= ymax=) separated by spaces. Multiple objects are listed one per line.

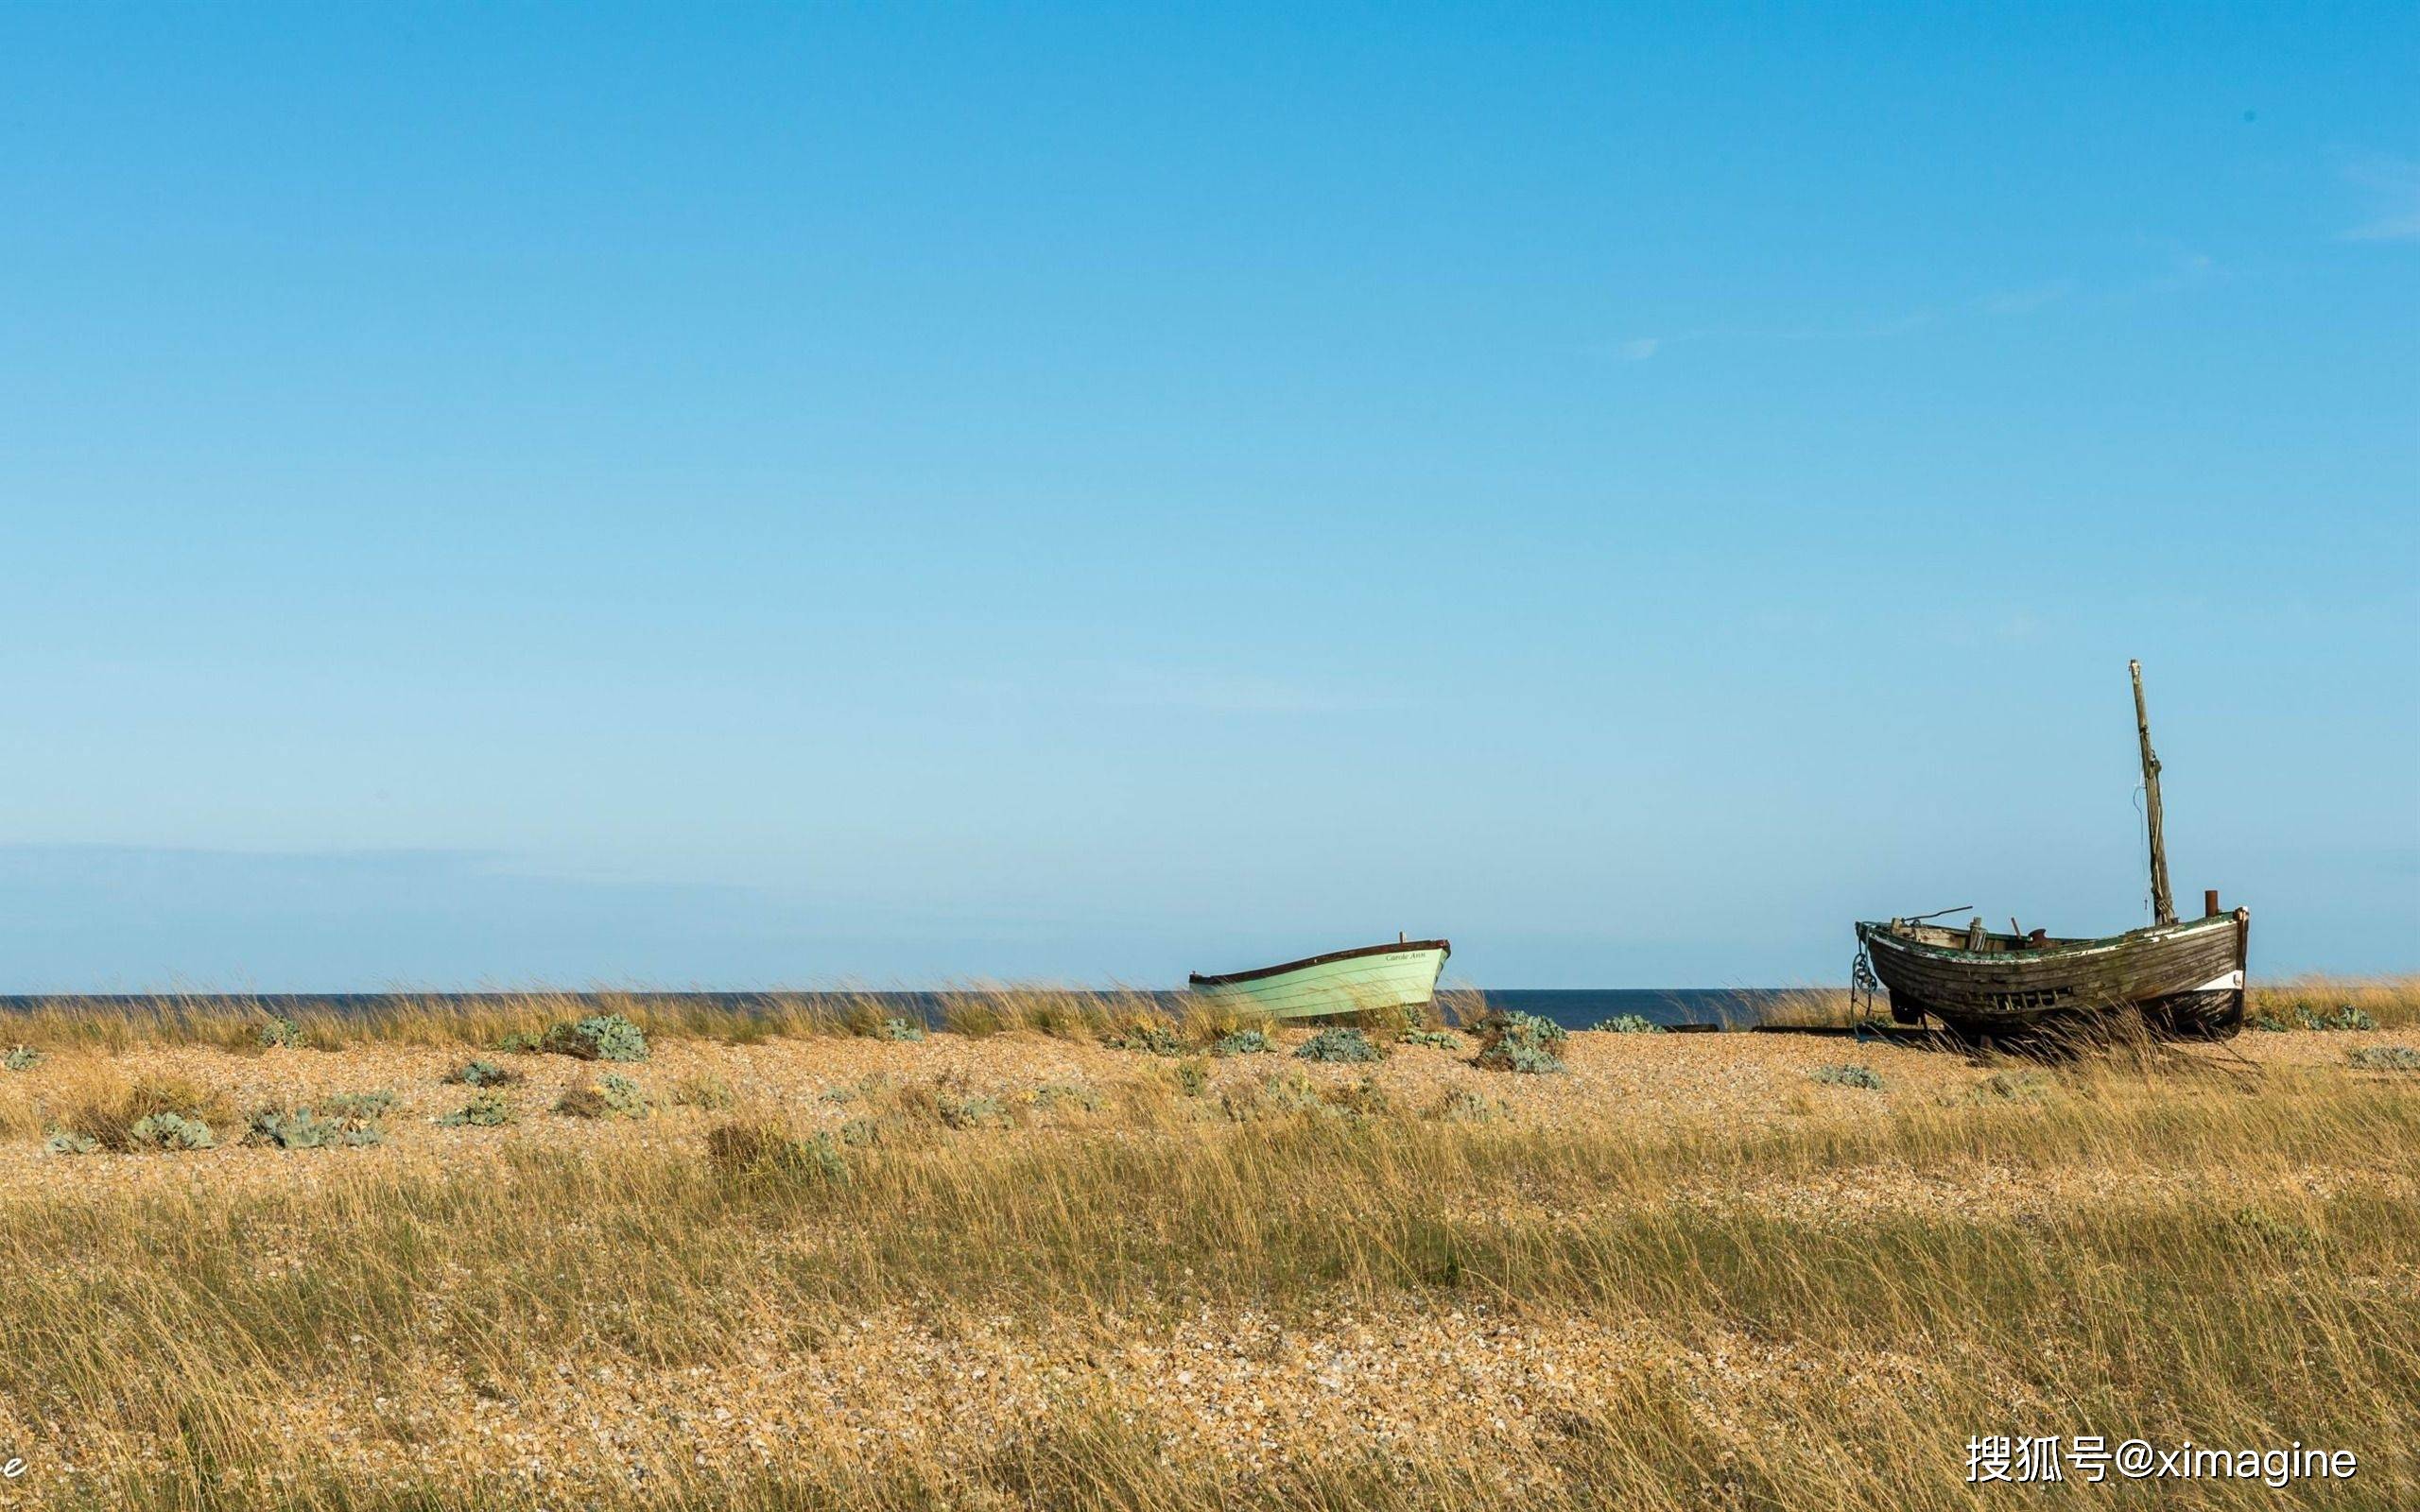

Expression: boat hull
xmin=1188 ymin=940 xmax=1450 ymax=1022
xmin=1857 ymin=910 xmax=2249 ymax=1040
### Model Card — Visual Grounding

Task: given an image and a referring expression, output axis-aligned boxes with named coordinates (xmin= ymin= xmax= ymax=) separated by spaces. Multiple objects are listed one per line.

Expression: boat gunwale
xmin=1855 ymin=910 xmax=2243 ymax=967
xmin=1188 ymin=938 xmax=1452 ymax=988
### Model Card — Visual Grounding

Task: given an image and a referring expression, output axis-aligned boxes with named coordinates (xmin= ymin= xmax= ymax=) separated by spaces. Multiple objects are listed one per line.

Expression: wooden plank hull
xmin=1857 ymin=910 xmax=2249 ymax=1039
xmin=1188 ymin=940 xmax=1449 ymax=1022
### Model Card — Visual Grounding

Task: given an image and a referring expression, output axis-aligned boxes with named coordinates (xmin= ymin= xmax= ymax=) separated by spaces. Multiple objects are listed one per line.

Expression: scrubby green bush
xmin=257 ymin=1015 xmax=305 ymax=1049
xmin=543 ymin=1014 xmax=650 ymax=1062
xmin=246 ymin=1105 xmax=384 ymax=1149
xmin=2255 ymin=1003 xmax=2379 ymax=1032
xmin=493 ymin=1030 xmax=545 ymax=1054
xmin=323 ymin=1090 xmax=396 ymax=1121
xmin=437 ymin=1091 xmax=514 ymax=1126
xmin=551 ymin=1074 xmax=650 ymax=1120
xmin=838 ymin=1117 xmax=881 ymax=1148
xmin=1294 ymin=1027 xmax=1385 ymax=1063
xmin=673 ymin=1072 xmax=736 ymax=1110
xmin=445 ymin=1058 xmax=518 ymax=1088
xmin=48 ymin=1075 xmax=231 ymax=1152
xmin=600 ymin=1073 xmax=648 ymax=1118
xmin=1471 ymin=1010 xmax=1566 ymax=1074
xmin=2347 ymin=1045 xmax=2420 ymax=1072
xmin=1810 ymin=1063 xmax=1884 ymax=1091
xmin=1107 ymin=1020 xmax=1184 ymax=1056
xmin=4 ymin=1046 xmax=41 ymax=1072
xmin=1173 ymin=1058 xmax=1209 ymax=1097
xmin=1481 ymin=1041 xmax=1564 ymax=1074
xmin=705 ymin=1121 xmax=848 ymax=1184
xmin=128 ymin=1111 xmax=216 ymax=1150
xmin=1400 ymin=1029 xmax=1464 ymax=1051
xmin=1596 ymin=1014 xmax=1665 ymax=1034
xmin=1474 ymin=1010 xmax=1566 ymax=1046
xmin=1211 ymin=1028 xmax=1271 ymax=1057
xmin=939 ymin=1091 xmax=1008 ymax=1128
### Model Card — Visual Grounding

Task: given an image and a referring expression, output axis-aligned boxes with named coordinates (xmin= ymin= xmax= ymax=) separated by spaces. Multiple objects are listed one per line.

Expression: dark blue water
xmin=0 ymin=988 xmax=1806 ymax=1031
xmin=1466 ymin=988 xmax=1800 ymax=1030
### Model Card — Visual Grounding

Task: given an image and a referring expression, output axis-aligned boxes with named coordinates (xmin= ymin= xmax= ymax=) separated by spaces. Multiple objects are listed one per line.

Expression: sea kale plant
xmin=877 ymin=1017 xmax=927 ymax=1043
xmin=2347 ymin=1046 xmax=2420 ymax=1072
xmin=257 ymin=1015 xmax=306 ymax=1049
xmin=1211 ymin=1028 xmax=1272 ymax=1057
xmin=437 ymin=1091 xmax=516 ymax=1126
xmin=4 ymin=1046 xmax=40 ymax=1072
xmin=542 ymin=1013 xmax=650 ymax=1062
xmin=1293 ymin=1026 xmax=1386 ymax=1064
xmin=1597 ymin=1014 xmax=1665 ymax=1035
xmin=1400 ymin=1029 xmax=1464 ymax=1051
xmin=1471 ymin=1010 xmax=1567 ymax=1074
xmin=558 ymin=1072 xmax=650 ymax=1120
xmin=1810 ymin=1063 xmax=1885 ymax=1091
xmin=246 ymin=1101 xmax=387 ymax=1149
xmin=444 ymin=1058 xmax=519 ymax=1088
xmin=673 ymin=1072 xmax=736 ymax=1109
xmin=1107 ymin=1020 xmax=1184 ymax=1056
xmin=47 ymin=1075 xmax=231 ymax=1154
xmin=601 ymin=1072 xmax=649 ymax=1117
xmin=2252 ymin=1002 xmax=2378 ymax=1033
xmin=127 ymin=1112 xmax=216 ymax=1151
xmin=322 ymin=1091 xmax=396 ymax=1121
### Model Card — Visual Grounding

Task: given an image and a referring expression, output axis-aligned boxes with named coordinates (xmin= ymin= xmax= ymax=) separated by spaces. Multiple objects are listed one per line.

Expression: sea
xmin=0 ymin=988 xmax=1811 ymax=1032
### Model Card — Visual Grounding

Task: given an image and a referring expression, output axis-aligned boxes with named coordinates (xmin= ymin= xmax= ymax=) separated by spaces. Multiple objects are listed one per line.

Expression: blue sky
xmin=3 ymin=4 xmax=2413 ymax=989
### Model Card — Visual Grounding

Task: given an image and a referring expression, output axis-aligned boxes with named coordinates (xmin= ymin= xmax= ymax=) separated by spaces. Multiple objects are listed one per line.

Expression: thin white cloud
xmin=1613 ymin=336 xmax=1662 ymax=362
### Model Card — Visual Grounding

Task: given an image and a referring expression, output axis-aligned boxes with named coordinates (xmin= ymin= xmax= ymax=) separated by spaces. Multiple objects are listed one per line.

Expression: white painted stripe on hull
xmin=2189 ymin=970 xmax=2245 ymax=993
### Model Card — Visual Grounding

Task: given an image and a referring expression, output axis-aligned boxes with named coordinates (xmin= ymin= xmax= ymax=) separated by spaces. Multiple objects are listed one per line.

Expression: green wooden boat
xmin=1188 ymin=936 xmax=1450 ymax=1021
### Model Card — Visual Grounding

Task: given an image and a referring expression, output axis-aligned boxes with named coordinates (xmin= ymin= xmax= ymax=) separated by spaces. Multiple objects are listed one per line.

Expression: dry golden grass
xmin=1738 ymin=976 xmax=2420 ymax=1035
xmin=5 ymin=976 xmax=2407 ymax=1051
xmin=0 ymin=985 xmax=1256 ymax=1055
xmin=2249 ymin=974 xmax=2420 ymax=1030
xmin=0 ymin=1013 xmax=2411 ymax=1509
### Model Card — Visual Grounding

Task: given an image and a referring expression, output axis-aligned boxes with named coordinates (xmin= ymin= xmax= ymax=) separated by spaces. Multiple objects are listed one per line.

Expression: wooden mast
xmin=2130 ymin=660 xmax=2176 ymax=925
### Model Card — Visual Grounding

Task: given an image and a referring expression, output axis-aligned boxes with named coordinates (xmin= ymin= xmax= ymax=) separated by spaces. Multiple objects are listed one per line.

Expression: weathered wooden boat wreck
xmin=1188 ymin=935 xmax=1450 ymax=1021
xmin=1856 ymin=662 xmax=2249 ymax=1040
